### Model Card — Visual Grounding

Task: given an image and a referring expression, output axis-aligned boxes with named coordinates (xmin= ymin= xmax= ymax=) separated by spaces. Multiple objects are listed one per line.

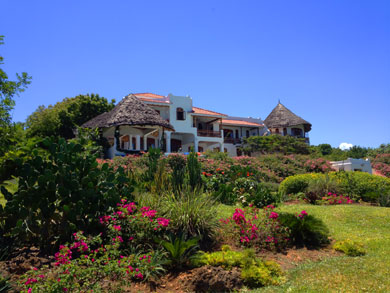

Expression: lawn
xmin=244 ymin=204 xmax=390 ymax=292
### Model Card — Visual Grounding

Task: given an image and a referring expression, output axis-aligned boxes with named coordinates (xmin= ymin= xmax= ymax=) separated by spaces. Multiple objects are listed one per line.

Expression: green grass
xmin=243 ymin=204 xmax=390 ymax=292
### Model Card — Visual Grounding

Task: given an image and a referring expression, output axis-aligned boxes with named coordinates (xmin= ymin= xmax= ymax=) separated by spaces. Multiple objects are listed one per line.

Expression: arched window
xmin=176 ymin=107 xmax=185 ymax=120
xmin=275 ymin=128 xmax=280 ymax=134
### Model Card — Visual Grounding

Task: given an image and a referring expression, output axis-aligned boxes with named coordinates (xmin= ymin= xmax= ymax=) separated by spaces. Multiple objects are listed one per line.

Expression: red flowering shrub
xmin=220 ymin=206 xmax=289 ymax=251
xmin=318 ymin=193 xmax=353 ymax=205
xmin=101 ymin=199 xmax=170 ymax=250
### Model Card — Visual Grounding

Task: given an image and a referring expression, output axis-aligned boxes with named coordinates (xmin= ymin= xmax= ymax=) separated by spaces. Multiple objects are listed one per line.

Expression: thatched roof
xmin=264 ymin=102 xmax=312 ymax=132
xmin=82 ymin=94 xmax=174 ymax=130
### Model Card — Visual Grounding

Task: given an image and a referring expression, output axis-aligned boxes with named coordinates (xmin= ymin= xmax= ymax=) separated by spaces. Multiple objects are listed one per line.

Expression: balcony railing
xmin=197 ymin=130 xmax=221 ymax=137
xmin=224 ymin=137 xmax=242 ymax=144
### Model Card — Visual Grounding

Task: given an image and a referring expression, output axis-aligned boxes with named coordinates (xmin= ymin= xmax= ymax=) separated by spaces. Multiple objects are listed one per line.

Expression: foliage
xmin=0 ymin=36 xmax=32 ymax=156
xmin=277 ymin=211 xmax=330 ymax=248
xmin=157 ymin=234 xmax=199 ymax=269
xmin=25 ymin=93 xmax=115 ymax=139
xmin=160 ymin=191 xmax=218 ymax=247
xmin=20 ymin=232 xmax=165 ymax=292
xmin=279 ymin=172 xmax=390 ymax=202
xmin=220 ymin=206 xmax=290 ymax=251
xmin=333 ymin=239 xmax=366 ymax=256
xmin=70 ymin=127 xmax=109 ymax=158
xmin=242 ymin=135 xmax=310 ymax=155
xmin=167 ymin=154 xmax=186 ymax=194
xmin=0 ymin=274 xmax=11 ymax=292
xmin=304 ymin=157 xmax=333 ymax=173
xmin=304 ymin=175 xmax=342 ymax=204
xmin=318 ymin=193 xmax=353 ymax=205
xmin=0 ymin=134 xmax=46 ymax=181
xmin=100 ymin=199 xmax=170 ymax=251
xmin=0 ymin=138 xmax=131 ymax=250
xmin=372 ymin=154 xmax=390 ymax=178
xmin=144 ymin=147 xmax=161 ymax=182
xmin=192 ymin=245 xmax=285 ymax=288
xmin=186 ymin=149 xmax=202 ymax=190
xmin=347 ymin=145 xmax=368 ymax=159
xmin=233 ymin=177 xmax=278 ymax=208
xmin=241 ymin=260 xmax=285 ymax=288
xmin=317 ymin=143 xmax=333 ymax=155
xmin=379 ymin=193 xmax=390 ymax=207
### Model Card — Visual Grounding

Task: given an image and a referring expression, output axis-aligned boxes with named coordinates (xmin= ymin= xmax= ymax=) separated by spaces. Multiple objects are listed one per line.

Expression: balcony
xmin=197 ymin=130 xmax=221 ymax=137
xmin=224 ymin=137 xmax=242 ymax=144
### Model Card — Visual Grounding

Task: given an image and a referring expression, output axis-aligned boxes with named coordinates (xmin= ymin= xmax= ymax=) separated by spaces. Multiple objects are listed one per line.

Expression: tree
xmin=347 ymin=145 xmax=368 ymax=159
xmin=26 ymin=93 xmax=115 ymax=139
xmin=318 ymin=144 xmax=332 ymax=156
xmin=0 ymin=35 xmax=32 ymax=156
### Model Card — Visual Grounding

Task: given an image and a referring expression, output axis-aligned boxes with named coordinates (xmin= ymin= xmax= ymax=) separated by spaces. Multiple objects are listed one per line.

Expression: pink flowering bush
xmin=220 ymin=205 xmax=289 ymax=251
xmin=304 ymin=158 xmax=333 ymax=173
xmin=101 ymin=199 xmax=170 ymax=250
xmin=20 ymin=200 xmax=170 ymax=292
xmin=20 ymin=231 xmax=166 ymax=292
xmin=319 ymin=193 xmax=354 ymax=205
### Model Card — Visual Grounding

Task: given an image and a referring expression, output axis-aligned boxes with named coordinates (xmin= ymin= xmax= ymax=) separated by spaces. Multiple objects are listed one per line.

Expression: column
xmin=136 ymin=135 xmax=141 ymax=150
xmin=143 ymin=136 xmax=148 ymax=151
xmin=165 ymin=131 xmax=171 ymax=153
xmin=220 ymin=141 xmax=224 ymax=153
xmin=129 ymin=135 xmax=133 ymax=150
xmin=155 ymin=138 xmax=158 ymax=148
xmin=194 ymin=138 xmax=198 ymax=152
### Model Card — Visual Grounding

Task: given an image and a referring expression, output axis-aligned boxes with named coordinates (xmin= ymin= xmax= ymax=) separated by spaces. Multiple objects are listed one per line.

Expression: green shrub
xmin=305 ymin=175 xmax=341 ymax=204
xmin=379 ymin=193 xmax=390 ymax=207
xmin=279 ymin=172 xmax=390 ymax=202
xmin=192 ymin=245 xmax=285 ymax=288
xmin=192 ymin=245 xmax=253 ymax=269
xmin=334 ymin=239 xmax=366 ymax=256
xmin=0 ymin=274 xmax=11 ymax=292
xmin=241 ymin=260 xmax=285 ymax=288
xmin=277 ymin=212 xmax=330 ymax=248
xmin=0 ymin=138 xmax=132 ymax=250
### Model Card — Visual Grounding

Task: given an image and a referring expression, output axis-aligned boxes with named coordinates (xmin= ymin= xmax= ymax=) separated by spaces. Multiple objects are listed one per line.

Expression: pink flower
xmin=113 ymin=225 xmax=121 ymax=231
xmin=269 ymin=212 xmax=279 ymax=219
xmin=298 ymin=210 xmax=308 ymax=219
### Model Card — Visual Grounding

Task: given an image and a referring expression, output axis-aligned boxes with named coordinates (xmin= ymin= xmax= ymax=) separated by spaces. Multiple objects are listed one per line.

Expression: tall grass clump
xmin=161 ymin=190 xmax=218 ymax=247
xmin=186 ymin=149 xmax=202 ymax=190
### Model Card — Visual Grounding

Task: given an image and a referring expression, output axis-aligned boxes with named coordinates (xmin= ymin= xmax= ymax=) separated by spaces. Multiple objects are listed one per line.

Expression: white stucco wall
xmin=331 ymin=158 xmax=372 ymax=174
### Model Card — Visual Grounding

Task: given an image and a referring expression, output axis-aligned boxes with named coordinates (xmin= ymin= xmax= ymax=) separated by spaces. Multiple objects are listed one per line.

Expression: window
xmin=176 ymin=107 xmax=185 ymax=120
xmin=246 ymin=130 xmax=250 ymax=137
xmin=235 ymin=129 xmax=239 ymax=138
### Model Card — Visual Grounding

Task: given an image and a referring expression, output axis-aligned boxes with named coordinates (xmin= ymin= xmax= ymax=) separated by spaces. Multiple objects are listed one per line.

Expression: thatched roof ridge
xmin=82 ymin=94 xmax=174 ymax=130
xmin=264 ymin=102 xmax=311 ymax=132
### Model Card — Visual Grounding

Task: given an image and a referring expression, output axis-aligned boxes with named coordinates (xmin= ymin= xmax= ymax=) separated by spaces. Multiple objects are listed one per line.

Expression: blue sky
xmin=1 ymin=0 xmax=389 ymax=148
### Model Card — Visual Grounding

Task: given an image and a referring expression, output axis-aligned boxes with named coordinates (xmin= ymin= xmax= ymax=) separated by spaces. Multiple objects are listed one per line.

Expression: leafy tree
xmin=26 ymin=93 xmax=115 ymax=139
xmin=318 ymin=144 xmax=332 ymax=156
xmin=0 ymin=35 xmax=32 ymax=155
xmin=347 ymin=145 xmax=368 ymax=159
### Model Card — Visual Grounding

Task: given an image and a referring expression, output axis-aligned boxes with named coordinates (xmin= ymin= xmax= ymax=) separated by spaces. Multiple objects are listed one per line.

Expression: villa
xmin=83 ymin=93 xmax=311 ymax=158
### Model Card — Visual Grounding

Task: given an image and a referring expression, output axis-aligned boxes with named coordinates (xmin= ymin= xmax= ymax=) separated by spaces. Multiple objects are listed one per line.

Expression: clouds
xmin=339 ymin=142 xmax=353 ymax=150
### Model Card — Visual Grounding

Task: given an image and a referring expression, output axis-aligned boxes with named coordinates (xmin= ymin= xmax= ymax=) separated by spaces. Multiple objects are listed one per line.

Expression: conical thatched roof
xmin=82 ymin=94 xmax=174 ymax=130
xmin=264 ymin=102 xmax=311 ymax=132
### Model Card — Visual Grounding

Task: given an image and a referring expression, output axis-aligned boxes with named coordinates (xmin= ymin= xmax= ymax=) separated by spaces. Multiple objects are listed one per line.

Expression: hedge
xmin=279 ymin=171 xmax=390 ymax=201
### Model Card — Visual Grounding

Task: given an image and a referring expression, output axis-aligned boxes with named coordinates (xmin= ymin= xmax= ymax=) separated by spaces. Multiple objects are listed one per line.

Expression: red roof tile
xmin=222 ymin=119 xmax=264 ymax=127
xmin=192 ymin=107 xmax=227 ymax=116
xmin=134 ymin=93 xmax=166 ymax=99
